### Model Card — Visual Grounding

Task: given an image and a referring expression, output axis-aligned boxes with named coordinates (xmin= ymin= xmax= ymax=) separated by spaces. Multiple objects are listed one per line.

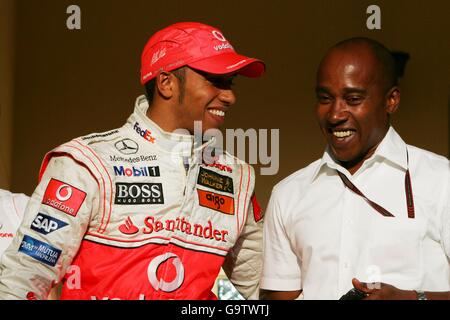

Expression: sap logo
xmin=31 ymin=213 xmax=68 ymax=235
xmin=134 ymin=122 xmax=155 ymax=143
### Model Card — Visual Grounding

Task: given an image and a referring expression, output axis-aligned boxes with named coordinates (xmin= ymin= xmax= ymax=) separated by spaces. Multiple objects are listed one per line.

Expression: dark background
xmin=1 ymin=0 xmax=449 ymax=209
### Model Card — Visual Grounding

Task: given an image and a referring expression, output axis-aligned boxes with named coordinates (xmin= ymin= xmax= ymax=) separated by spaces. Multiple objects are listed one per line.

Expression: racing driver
xmin=0 ymin=22 xmax=265 ymax=300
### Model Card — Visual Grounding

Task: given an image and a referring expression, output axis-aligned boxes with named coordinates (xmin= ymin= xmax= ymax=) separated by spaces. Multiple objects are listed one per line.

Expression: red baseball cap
xmin=140 ymin=22 xmax=265 ymax=85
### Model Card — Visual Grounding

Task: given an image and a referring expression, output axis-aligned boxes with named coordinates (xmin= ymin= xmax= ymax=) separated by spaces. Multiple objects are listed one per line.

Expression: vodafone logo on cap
xmin=212 ymin=30 xmax=233 ymax=52
xmin=212 ymin=30 xmax=227 ymax=42
xmin=42 ymin=179 xmax=87 ymax=217
xmin=147 ymin=253 xmax=185 ymax=292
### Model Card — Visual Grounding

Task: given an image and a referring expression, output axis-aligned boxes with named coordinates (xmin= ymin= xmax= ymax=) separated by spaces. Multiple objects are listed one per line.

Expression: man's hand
xmin=352 ymin=278 xmax=417 ymax=300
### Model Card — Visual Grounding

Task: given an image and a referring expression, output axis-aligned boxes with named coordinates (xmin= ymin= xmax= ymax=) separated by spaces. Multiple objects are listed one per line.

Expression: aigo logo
xmin=197 ymin=189 xmax=235 ymax=215
xmin=147 ymin=253 xmax=184 ymax=292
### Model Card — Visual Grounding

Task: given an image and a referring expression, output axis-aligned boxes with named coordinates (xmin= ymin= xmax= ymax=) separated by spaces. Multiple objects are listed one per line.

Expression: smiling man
xmin=260 ymin=38 xmax=450 ymax=300
xmin=0 ymin=22 xmax=265 ymax=300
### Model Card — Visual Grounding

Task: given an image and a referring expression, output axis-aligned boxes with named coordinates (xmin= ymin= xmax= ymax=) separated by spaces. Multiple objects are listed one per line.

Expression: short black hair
xmin=328 ymin=37 xmax=399 ymax=90
xmin=144 ymin=67 xmax=186 ymax=104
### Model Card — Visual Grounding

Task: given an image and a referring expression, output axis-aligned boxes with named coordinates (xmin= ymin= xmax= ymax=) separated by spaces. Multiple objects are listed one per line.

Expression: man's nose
xmin=218 ymin=89 xmax=236 ymax=106
xmin=327 ymin=99 xmax=348 ymax=124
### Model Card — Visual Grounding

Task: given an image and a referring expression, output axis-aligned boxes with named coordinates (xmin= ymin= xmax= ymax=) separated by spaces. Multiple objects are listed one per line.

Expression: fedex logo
xmin=134 ymin=122 xmax=155 ymax=143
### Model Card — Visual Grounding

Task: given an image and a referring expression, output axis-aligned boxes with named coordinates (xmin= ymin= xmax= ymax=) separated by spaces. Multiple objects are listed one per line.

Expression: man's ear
xmin=155 ymin=71 xmax=176 ymax=100
xmin=386 ymin=86 xmax=400 ymax=114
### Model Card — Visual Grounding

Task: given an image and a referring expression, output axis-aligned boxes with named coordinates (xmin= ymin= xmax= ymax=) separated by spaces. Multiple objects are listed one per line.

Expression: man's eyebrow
xmin=342 ymin=87 xmax=366 ymax=95
xmin=315 ymin=86 xmax=330 ymax=94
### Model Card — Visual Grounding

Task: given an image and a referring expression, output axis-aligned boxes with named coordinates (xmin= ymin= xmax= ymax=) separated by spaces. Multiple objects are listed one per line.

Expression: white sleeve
xmin=0 ymin=156 xmax=98 ymax=300
xmin=260 ymin=189 xmax=302 ymax=291
xmin=223 ymin=194 xmax=263 ymax=300
xmin=441 ymin=171 xmax=450 ymax=258
xmin=11 ymin=193 xmax=30 ymax=219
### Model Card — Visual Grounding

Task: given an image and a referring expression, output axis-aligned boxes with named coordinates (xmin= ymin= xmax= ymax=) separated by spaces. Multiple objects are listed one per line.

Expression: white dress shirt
xmin=0 ymin=189 xmax=29 ymax=255
xmin=261 ymin=127 xmax=450 ymax=299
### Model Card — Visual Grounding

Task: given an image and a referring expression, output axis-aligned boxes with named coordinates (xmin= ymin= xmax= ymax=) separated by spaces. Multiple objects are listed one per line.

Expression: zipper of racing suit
xmin=157 ymin=149 xmax=200 ymax=299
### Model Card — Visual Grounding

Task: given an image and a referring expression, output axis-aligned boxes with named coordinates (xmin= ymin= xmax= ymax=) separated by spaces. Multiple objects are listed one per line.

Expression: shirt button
xmin=344 ymin=262 xmax=350 ymax=268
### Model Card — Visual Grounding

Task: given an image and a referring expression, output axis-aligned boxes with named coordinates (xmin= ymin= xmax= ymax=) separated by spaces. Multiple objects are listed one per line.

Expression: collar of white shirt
xmin=312 ymin=126 xmax=408 ymax=182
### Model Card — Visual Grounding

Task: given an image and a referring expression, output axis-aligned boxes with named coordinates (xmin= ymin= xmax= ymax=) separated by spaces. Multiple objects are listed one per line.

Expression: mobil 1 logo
xmin=113 ymin=165 xmax=160 ymax=177
xmin=115 ymin=183 xmax=164 ymax=205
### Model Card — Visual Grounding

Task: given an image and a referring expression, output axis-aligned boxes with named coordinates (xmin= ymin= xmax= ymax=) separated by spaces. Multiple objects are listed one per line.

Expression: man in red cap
xmin=0 ymin=22 xmax=265 ymax=300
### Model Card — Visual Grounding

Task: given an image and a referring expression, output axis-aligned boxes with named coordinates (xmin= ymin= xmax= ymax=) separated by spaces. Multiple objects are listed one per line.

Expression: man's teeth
xmin=333 ymin=130 xmax=354 ymax=138
xmin=208 ymin=109 xmax=225 ymax=117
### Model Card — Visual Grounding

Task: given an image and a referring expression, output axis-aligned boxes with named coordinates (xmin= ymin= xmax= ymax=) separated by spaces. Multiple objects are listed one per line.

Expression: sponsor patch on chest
xmin=114 ymin=183 xmax=164 ymax=205
xmin=197 ymin=167 xmax=233 ymax=194
xmin=197 ymin=189 xmax=234 ymax=215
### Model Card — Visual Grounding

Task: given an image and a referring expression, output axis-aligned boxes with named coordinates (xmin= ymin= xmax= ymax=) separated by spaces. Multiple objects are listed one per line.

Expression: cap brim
xmin=187 ymin=52 xmax=265 ymax=78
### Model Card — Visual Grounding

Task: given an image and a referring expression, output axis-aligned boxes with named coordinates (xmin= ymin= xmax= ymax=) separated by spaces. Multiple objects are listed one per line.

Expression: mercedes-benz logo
xmin=115 ymin=139 xmax=139 ymax=155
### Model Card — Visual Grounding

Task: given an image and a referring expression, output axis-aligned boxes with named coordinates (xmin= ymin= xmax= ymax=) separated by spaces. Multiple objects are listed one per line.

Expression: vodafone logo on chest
xmin=42 ymin=179 xmax=87 ymax=217
xmin=147 ymin=253 xmax=184 ymax=292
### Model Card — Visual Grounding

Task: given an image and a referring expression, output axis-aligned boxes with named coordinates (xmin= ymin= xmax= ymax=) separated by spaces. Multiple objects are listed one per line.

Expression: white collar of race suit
xmin=127 ymin=95 xmax=215 ymax=156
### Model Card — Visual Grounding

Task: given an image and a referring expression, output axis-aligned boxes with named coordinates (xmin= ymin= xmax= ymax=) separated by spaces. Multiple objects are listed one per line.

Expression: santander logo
xmin=118 ymin=217 xmax=139 ymax=235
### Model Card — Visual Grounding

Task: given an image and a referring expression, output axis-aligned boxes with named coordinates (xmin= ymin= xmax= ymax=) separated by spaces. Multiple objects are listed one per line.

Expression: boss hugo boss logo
xmin=197 ymin=167 xmax=233 ymax=194
xmin=113 ymin=165 xmax=160 ymax=177
xmin=42 ymin=179 xmax=86 ymax=217
xmin=31 ymin=213 xmax=68 ymax=235
xmin=115 ymin=139 xmax=139 ymax=155
xmin=115 ymin=183 xmax=164 ymax=205
xmin=197 ymin=189 xmax=235 ymax=215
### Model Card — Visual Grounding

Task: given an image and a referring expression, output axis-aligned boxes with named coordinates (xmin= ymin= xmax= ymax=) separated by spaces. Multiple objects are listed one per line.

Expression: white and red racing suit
xmin=0 ymin=95 xmax=263 ymax=300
